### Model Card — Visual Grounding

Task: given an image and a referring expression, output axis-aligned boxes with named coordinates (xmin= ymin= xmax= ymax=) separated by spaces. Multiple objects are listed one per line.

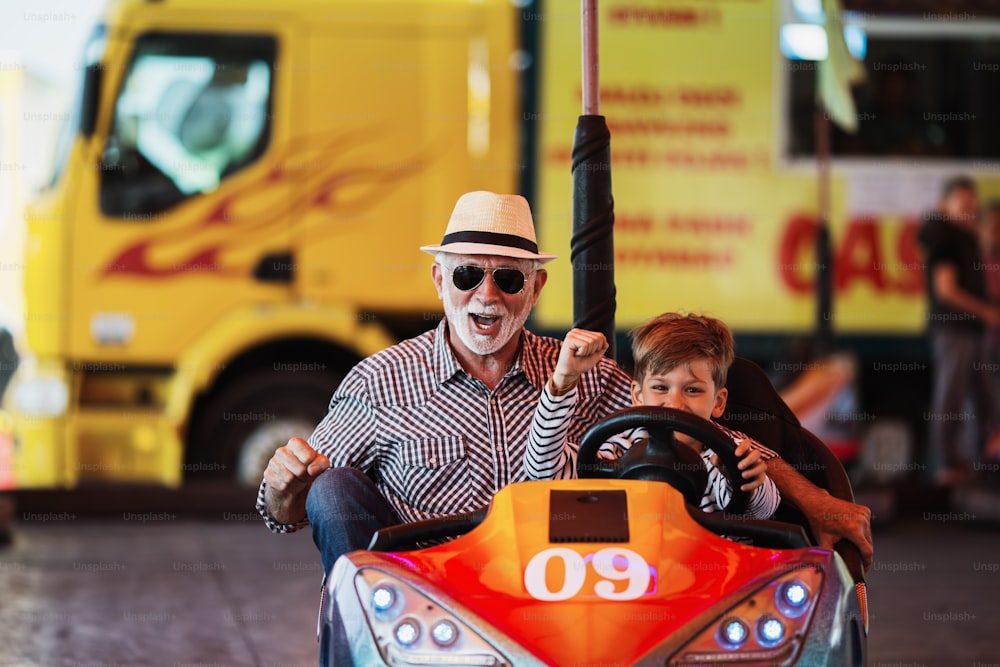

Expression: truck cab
xmin=5 ymin=0 xmax=521 ymax=488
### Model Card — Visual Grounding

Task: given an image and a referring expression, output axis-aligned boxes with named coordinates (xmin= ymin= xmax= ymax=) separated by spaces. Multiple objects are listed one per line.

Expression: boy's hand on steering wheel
xmin=736 ymin=440 xmax=768 ymax=492
xmin=713 ymin=439 xmax=767 ymax=492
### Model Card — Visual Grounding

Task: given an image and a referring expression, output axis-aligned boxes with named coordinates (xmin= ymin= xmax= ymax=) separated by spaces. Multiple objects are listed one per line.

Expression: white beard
xmin=443 ymin=293 xmax=535 ymax=356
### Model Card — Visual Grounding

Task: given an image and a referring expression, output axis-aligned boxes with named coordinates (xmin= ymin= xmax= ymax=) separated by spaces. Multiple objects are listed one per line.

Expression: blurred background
xmin=2 ymin=0 xmax=1000 ymax=665
xmin=0 ymin=0 xmax=106 ymax=326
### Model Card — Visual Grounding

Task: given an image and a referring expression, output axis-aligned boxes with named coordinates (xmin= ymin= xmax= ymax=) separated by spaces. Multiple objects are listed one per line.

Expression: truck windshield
xmin=48 ymin=25 xmax=106 ymax=189
xmin=100 ymin=33 xmax=275 ymax=218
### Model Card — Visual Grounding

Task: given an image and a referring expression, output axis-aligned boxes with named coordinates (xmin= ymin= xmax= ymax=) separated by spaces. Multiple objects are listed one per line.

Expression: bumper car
xmin=318 ymin=358 xmax=868 ymax=666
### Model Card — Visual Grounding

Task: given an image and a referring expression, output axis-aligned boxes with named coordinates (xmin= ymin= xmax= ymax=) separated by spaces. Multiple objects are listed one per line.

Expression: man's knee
xmin=306 ymin=467 xmax=374 ymax=518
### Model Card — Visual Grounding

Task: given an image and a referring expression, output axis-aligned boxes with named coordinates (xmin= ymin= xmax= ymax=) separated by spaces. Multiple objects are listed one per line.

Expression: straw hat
xmin=420 ymin=191 xmax=557 ymax=263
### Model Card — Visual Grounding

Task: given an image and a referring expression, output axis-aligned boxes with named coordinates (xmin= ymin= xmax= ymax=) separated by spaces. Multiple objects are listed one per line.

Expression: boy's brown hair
xmin=630 ymin=312 xmax=735 ymax=388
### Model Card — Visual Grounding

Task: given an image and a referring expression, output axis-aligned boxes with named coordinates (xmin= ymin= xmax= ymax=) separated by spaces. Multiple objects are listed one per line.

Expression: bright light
xmin=372 ymin=585 xmax=395 ymax=612
xmin=395 ymin=619 xmax=421 ymax=647
xmin=780 ymin=24 xmax=866 ymax=61
xmin=719 ymin=618 xmax=749 ymax=647
xmin=782 ymin=581 xmax=809 ymax=607
xmin=758 ymin=616 xmax=786 ymax=645
xmin=844 ymin=25 xmax=867 ymax=59
xmin=780 ymin=24 xmax=828 ymax=61
xmin=777 ymin=579 xmax=812 ymax=618
xmin=11 ymin=375 xmax=69 ymax=417
xmin=793 ymin=0 xmax=824 ymax=23
xmin=431 ymin=620 xmax=459 ymax=647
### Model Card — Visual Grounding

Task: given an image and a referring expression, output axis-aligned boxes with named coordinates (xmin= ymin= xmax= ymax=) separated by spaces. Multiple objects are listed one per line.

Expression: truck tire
xmin=0 ymin=492 xmax=13 ymax=547
xmin=187 ymin=368 xmax=341 ymax=486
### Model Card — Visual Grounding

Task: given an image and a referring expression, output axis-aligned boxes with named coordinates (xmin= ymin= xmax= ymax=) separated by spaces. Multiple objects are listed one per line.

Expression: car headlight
xmin=11 ymin=374 xmax=68 ymax=418
xmin=355 ymin=568 xmax=509 ymax=666
xmin=672 ymin=566 xmax=824 ymax=665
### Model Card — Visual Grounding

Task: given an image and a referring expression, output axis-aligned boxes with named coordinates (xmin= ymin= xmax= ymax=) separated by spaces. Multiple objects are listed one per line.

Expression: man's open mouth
xmin=471 ymin=313 xmax=501 ymax=330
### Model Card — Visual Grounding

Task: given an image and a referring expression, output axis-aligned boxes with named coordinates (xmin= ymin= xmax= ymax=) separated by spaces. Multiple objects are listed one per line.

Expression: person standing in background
xmin=918 ymin=176 xmax=1000 ymax=485
xmin=977 ymin=200 xmax=1000 ymax=462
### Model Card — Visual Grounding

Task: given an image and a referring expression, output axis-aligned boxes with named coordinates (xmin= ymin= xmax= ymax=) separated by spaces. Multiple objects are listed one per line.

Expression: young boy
xmin=525 ymin=312 xmax=780 ymax=518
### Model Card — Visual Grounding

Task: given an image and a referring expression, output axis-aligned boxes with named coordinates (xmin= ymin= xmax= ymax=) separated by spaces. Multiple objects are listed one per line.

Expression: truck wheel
xmin=0 ymin=492 xmax=14 ymax=547
xmin=188 ymin=369 xmax=341 ymax=486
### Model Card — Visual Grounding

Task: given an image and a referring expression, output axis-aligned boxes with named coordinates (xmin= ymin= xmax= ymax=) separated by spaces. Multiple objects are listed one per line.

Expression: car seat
xmin=716 ymin=357 xmax=868 ymax=627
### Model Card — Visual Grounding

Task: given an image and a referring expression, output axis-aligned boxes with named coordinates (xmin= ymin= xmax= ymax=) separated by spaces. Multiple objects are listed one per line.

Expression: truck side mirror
xmin=80 ymin=63 xmax=103 ymax=138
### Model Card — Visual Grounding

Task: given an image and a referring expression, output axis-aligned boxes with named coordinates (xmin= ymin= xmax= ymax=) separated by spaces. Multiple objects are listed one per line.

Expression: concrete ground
xmin=2 ymin=484 xmax=1000 ymax=667
xmin=0 ymin=496 xmax=321 ymax=667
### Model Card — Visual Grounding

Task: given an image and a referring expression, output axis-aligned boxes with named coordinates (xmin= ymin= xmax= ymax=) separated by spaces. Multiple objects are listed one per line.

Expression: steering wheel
xmin=577 ymin=406 xmax=750 ymax=515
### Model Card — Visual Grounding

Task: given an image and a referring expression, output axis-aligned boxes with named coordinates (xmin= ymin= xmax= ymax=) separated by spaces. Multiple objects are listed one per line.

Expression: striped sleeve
xmin=741 ymin=429 xmax=782 ymax=517
xmin=524 ymin=382 xmax=646 ymax=481
xmin=746 ymin=473 xmax=781 ymax=518
xmin=700 ymin=438 xmax=781 ymax=519
xmin=525 ymin=384 xmax=579 ymax=480
xmin=702 ymin=457 xmax=781 ymax=519
xmin=598 ymin=428 xmax=643 ymax=463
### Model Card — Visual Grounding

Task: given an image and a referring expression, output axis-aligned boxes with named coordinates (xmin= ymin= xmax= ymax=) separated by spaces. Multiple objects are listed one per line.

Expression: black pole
xmin=571 ymin=116 xmax=616 ymax=358
xmin=572 ymin=0 xmax=616 ymax=359
xmin=814 ymin=101 xmax=834 ymax=357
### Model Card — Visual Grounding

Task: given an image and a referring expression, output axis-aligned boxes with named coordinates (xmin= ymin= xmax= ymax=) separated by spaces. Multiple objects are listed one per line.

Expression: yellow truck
xmin=4 ymin=0 xmax=999 ymax=489
xmin=7 ymin=0 xmax=522 ymax=488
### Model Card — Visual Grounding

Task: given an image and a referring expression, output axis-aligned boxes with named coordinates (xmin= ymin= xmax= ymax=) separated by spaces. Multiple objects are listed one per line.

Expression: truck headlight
xmin=672 ymin=566 xmax=824 ymax=665
xmin=355 ymin=568 xmax=508 ymax=666
xmin=12 ymin=375 xmax=69 ymax=417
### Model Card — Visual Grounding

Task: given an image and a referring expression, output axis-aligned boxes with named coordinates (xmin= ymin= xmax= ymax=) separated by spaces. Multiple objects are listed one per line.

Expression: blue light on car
xmin=675 ymin=568 xmax=825 ymax=664
xmin=357 ymin=568 xmax=509 ymax=665
xmin=372 ymin=585 xmax=396 ymax=613
xmin=431 ymin=619 xmax=459 ymax=647
xmin=757 ymin=615 xmax=785 ymax=646
xmin=395 ymin=618 xmax=421 ymax=646
xmin=718 ymin=618 xmax=749 ymax=648
xmin=776 ymin=579 xmax=812 ymax=618
xmin=782 ymin=581 xmax=808 ymax=608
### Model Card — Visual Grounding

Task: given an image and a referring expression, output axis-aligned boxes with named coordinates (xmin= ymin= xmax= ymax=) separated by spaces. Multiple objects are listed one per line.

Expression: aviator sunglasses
xmin=451 ymin=265 xmax=529 ymax=295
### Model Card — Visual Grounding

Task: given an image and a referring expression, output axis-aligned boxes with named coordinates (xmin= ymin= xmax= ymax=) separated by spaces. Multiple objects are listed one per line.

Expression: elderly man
xmin=257 ymin=191 xmax=873 ymax=575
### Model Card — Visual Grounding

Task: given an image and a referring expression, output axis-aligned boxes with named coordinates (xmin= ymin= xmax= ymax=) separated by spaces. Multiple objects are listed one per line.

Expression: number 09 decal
xmin=523 ymin=547 xmax=652 ymax=601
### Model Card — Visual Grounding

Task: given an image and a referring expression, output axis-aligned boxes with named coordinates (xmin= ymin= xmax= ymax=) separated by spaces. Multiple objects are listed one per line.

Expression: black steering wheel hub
xmin=576 ymin=406 xmax=750 ymax=515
